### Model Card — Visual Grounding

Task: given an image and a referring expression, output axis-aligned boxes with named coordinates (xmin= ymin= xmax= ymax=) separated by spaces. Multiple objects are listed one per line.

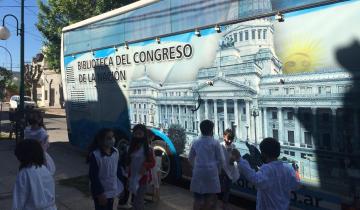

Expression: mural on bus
xmin=63 ymin=0 xmax=360 ymax=209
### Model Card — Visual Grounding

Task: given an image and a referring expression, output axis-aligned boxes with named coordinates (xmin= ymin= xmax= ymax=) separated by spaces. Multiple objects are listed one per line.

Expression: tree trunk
xmin=32 ymin=83 xmax=37 ymax=103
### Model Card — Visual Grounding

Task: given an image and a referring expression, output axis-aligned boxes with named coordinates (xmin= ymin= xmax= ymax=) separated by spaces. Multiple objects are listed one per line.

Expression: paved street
xmin=0 ymin=107 xmax=247 ymax=210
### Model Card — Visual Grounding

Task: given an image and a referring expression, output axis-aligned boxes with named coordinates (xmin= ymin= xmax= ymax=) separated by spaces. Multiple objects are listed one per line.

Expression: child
xmin=219 ymin=129 xmax=240 ymax=210
xmin=236 ymin=138 xmax=300 ymax=210
xmin=115 ymin=133 xmax=132 ymax=209
xmin=12 ymin=140 xmax=57 ymax=210
xmin=24 ymin=111 xmax=55 ymax=175
xmin=127 ymin=124 xmax=155 ymax=210
xmin=88 ymin=128 xmax=124 ymax=210
xmin=189 ymin=120 xmax=225 ymax=210
xmin=152 ymin=150 xmax=162 ymax=202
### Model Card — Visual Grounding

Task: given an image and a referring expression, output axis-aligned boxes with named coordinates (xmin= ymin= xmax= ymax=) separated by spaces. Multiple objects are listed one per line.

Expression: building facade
xmin=128 ymin=16 xmax=359 ymax=192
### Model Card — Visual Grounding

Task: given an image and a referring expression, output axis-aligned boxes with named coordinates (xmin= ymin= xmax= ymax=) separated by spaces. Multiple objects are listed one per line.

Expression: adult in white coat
xmin=189 ymin=120 xmax=225 ymax=210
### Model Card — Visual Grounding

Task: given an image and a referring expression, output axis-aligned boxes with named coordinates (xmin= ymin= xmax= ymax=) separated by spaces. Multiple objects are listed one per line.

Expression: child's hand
xmin=97 ymin=194 xmax=107 ymax=206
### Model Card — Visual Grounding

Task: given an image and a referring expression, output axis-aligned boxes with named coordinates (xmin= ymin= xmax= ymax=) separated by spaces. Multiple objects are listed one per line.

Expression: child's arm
xmin=12 ymin=171 xmax=29 ymax=210
xmin=288 ymin=167 xmax=301 ymax=191
xmin=88 ymin=153 xmax=104 ymax=197
xmin=237 ymin=158 xmax=270 ymax=190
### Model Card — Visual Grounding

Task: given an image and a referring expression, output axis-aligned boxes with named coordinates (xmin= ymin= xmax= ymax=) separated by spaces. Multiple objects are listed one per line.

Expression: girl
xmin=152 ymin=149 xmax=162 ymax=202
xmin=12 ymin=140 xmax=57 ymax=210
xmin=24 ymin=111 xmax=56 ymax=175
xmin=128 ymin=124 xmax=155 ymax=210
xmin=88 ymin=128 xmax=124 ymax=210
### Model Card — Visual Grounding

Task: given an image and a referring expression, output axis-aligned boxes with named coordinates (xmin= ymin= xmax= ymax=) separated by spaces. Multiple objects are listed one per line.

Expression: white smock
xmin=93 ymin=149 xmax=124 ymax=198
xmin=238 ymin=159 xmax=300 ymax=210
xmin=128 ymin=147 xmax=145 ymax=195
xmin=188 ymin=136 xmax=225 ymax=194
xmin=151 ymin=156 xmax=162 ymax=188
xmin=12 ymin=165 xmax=57 ymax=210
xmin=220 ymin=142 xmax=240 ymax=182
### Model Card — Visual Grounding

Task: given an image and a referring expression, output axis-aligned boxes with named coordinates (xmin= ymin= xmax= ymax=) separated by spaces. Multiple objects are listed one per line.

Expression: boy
xmin=235 ymin=138 xmax=300 ymax=210
xmin=219 ymin=129 xmax=239 ymax=210
xmin=189 ymin=120 xmax=224 ymax=210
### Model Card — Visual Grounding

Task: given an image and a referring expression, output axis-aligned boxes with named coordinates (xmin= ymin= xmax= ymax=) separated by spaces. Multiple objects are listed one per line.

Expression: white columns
xmin=278 ymin=107 xmax=283 ymax=143
xmin=311 ymin=108 xmax=317 ymax=147
xmin=205 ymin=99 xmax=209 ymax=120
xmin=214 ymin=100 xmax=219 ymax=136
xmin=246 ymin=100 xmax=251 ymax=129
xmin=164 ymin=104 xmax=169 ymax=127
xmin=331 ymin=108 xmax=337 ymax=150
xmin=234 ymin=99 xmax=239 ymax=138
xmin=171 ymin=105 xmax=174 ymax=124
xmin=294 ymin=108 xmax=301 ymax=146
xmin=178 ymin=105 xmax=182 ymax=126
xmin=196 ymin=101 xmax=201 ymax=132
xmin=257 ymin=108 xmax=262 ymax=141
xmin=263 ymin=108 xmax=268 ymax=137
xmin=224 ymin=99 xmax=228 ymax=130
xmin=238 ymin=101 xmax=243 ymax=139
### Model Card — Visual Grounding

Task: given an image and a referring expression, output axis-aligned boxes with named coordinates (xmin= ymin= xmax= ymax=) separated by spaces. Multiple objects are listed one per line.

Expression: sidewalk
xmin=43 ymin=108 xmax=66 ymax=117
xmin=0 ymin=140 xmax=246 ymax=210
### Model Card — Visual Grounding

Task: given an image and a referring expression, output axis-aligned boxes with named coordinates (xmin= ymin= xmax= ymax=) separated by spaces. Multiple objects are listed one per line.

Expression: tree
xmin=0 ymin=67 xmax=13 ymax=101
xmin=25 ymin=53 xmax=44 ymax=103
xmin=167 ymin=124 xmax=187 ymax=154
xmin=36 ymin=0 xmax=138 ymax=70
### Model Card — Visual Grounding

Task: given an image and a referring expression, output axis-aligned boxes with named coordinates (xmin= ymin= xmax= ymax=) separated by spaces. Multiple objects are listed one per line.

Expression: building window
xmin=185 ymin=121 xmax=188 ymax=129
xmin=45 ymin=90 xmax=48 ymax=100
xmin=263 ymin=29 xmax=267 ymax=39
xmin=243 ymin=108 xmax=246 ymax=114
xmin=307 ymin=87 xmax=312 ymax=94
xmin=273 ymin=129 xmax=279 ymax=140
xmin=144 ymin=115 xmax=147 ymax=124
xmin=233 ymin=33 xmax=238 ymax=42
xmin=258 ymin=29 xmax=262 ymax=39
xmin=245 ymin=30 xmax=249 ymax=40
xmin=287 ymin=112 xmax=294 ymax=120
xmin=133 ymin=90 xmax=136 ymax=94
xmin=133 ymin=104 xmax=136 ymax=109
xmin=239 ymin=32 xmax=243 ymax=41
xmin=304 ymin=132 xmax=312 ymax=145
xmin=284 ymin=150 xmax=289 ymax=155
xmin=326 ymin=86 xmax=331 ymax=94
xmin=138 ymin=104 xmax=141 ymax=109
xmin=272 ymin=112 xmax=277 ymax=119
xmin=184 ymin=107 xmax=187 ymax=114
xmin=288 ymin=131 xmax=294 ymax=144
xmin=252 ymin=30 xmax=256 ymax=39
xmin=134 ymin=114 xmax=137 ymax=122
xmin=290 ymin=151 xmax=295 ymax=156
xmin=144 ymin=104 xmax=146 ymax=109
xmin=138 ymin=90 xmax=141 ymax=94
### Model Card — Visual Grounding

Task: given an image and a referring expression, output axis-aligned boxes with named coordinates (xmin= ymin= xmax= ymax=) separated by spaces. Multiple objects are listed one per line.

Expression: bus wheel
xmin=151 ymin=140 xmax=177 ymax=182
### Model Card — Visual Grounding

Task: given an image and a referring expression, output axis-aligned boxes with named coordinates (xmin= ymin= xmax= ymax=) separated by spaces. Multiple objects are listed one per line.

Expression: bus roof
xmin=62 ymin=0 xmax=159 ymax=32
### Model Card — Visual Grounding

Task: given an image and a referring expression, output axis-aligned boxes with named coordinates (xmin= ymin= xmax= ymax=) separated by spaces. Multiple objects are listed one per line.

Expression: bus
xmin=61 ymin=0 xmax=360 ymax=209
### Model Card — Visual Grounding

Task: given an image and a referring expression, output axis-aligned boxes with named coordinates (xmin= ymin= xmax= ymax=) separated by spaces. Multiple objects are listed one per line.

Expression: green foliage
xmin=0 ymin=67 xmax=13 ymax=100
xmin=167 ymin=124 xmax=186 ymax=154
xmin=36 ymin=0 xmax=138 ymax=70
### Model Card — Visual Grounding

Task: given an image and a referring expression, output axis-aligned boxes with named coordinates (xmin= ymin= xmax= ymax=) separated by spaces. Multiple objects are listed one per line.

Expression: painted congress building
xmin=128 ymin=1 xmax=359 ymax=192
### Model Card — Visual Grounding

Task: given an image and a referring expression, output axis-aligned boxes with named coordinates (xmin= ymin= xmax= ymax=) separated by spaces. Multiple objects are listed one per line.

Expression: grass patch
xmin=58 ymin=175 xmax=91 ymax=197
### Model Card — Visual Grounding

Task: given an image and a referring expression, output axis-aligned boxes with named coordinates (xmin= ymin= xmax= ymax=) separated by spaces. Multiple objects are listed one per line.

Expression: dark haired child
xmin=189 ymin=120 xmax=225 ymax=210
xmin=88 ymin=128 xmax=124 ymax=210
xmin=12 ymin=140 xmax=57 ymax=210
xmin=236 ymin=138 xmax=300 ymax=210
xmin=24 ymin=111 xmax=56 ymax=175
xmin=219 ymin=129 xmax=240 ymax=210
xmin=128 ymin=124 xmax=155 ymax=210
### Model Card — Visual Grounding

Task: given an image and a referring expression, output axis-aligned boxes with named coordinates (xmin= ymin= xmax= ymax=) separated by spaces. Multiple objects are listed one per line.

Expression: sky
xmin=0 ymin=0 xmax=43 ymax=72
